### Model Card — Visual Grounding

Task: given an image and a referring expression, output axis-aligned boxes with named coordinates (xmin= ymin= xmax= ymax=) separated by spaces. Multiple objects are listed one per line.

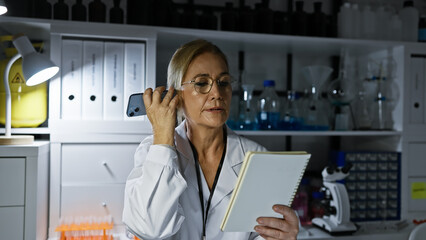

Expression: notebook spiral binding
xmin=288 ymin=158 xmax=309 ymax=205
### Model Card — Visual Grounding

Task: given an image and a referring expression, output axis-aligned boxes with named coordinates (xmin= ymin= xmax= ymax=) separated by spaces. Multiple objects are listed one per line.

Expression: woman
xmin=123 ymin=39 xmax=299 ymax=240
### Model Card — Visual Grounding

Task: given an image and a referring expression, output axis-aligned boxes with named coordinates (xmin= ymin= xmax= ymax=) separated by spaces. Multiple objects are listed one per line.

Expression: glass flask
xmin=238 ymin=84 xmax=257 ymax=130
xmin=280 ymin=90 xmax=303 ymax=130
xmin=352 ymin=89 xmax=372 ymax=130
xmin=366 ymin=56 xmax=399 ymax=130
xmin=327 ymin=49 xmax=357 ymax=130
xmin=301 ymin=65 xmax=333 ymax=130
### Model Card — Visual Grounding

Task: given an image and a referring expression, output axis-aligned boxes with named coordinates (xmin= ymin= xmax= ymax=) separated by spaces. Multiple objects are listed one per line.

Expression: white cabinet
xmin=0 ymin=142 xmax=49 ymax=240
xmin=49 ymin=142 xmax=141 ymax=236
xmin=59 ymin=143 xmax=138 ymax=226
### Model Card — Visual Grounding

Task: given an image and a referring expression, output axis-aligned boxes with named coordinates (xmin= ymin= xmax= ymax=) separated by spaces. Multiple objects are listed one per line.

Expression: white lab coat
xmin=123 ymin=120 xmax=267 ymax=240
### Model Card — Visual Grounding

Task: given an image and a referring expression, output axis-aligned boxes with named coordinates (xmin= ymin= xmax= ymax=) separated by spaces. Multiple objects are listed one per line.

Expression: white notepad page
xmin=221 ymin=151 xmax=310 ymax=232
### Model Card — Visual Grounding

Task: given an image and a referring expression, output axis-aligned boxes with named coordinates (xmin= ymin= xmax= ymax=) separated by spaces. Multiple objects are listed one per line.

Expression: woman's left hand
xmin=254 ymin=204 xmax=299 ymax=240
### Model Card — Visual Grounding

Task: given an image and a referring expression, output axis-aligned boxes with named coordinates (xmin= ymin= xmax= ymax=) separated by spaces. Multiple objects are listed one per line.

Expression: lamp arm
xmin=3 ymin=53 xmax=22 ymax=137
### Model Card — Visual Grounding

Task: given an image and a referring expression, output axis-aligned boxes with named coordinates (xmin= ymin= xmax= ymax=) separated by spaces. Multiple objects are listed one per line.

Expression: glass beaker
xmin=301 ymin=65 xmax=333 ymax=130
xmin=238 ymin=84 xmax=257 ymax=130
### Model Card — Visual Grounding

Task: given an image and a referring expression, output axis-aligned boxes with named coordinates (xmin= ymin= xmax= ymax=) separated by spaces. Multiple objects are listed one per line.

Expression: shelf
xmin=235 ymin=130 xmax=402 ymax=137
xmin=2 ymin=16 xmax=423 ymax=56
xmin=0 ymin=127 xmax=50 ymax=134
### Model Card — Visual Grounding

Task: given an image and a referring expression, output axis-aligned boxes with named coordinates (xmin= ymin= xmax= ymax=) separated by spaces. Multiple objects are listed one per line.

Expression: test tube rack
xmin=55 ymin=215 xmax=114 ymax=240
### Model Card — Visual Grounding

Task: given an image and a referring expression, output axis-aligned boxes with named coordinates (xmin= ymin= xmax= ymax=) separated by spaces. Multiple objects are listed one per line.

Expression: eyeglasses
xmin=181 ymin=74 xmax=234 ymax=94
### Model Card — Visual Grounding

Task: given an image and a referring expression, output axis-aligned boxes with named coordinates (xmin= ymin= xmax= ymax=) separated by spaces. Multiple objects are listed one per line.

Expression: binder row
xmin=61 ymin=39 xmax=146 ymax=120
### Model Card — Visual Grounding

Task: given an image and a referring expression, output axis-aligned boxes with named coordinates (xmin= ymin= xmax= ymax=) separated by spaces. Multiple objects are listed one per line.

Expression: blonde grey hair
xmin=167 ymin=39 xmax=229 ymax=123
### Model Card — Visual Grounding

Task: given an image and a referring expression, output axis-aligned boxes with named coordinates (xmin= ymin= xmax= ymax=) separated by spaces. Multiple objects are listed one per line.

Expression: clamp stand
xmin=312 ymin=164 xmax=357 ymax=235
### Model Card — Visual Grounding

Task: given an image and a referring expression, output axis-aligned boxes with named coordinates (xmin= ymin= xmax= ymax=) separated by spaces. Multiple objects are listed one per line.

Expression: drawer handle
xmin=102 ymin=202 xmax=107 ymax=207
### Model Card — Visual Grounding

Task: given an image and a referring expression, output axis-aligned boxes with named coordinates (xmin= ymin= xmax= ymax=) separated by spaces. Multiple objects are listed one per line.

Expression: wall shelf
xmin=235 ymin=130 xmax=403 ymax=137
xmin=0 ymin=127 xmax=50 ymax=134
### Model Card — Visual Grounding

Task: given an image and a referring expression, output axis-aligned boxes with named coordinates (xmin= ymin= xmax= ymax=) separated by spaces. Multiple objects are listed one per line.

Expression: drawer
xmin=0 ymin=207 xmax=24 ymax=240
xmin=0 ymin=158 xmax=25 ymax=206
xmin=62 ymin=144 xmax=138 ymax=183
xmin=61 ymin=185 xmax=125 ymax=224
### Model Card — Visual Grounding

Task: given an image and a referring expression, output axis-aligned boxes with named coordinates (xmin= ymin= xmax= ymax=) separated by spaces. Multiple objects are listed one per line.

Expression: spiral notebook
xmin=220 ymin=151 xmax=311 ymax=232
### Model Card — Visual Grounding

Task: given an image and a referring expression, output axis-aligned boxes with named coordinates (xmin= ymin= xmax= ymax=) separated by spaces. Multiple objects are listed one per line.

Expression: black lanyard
xmin=188 ymin=129 xmax=227 ymax=239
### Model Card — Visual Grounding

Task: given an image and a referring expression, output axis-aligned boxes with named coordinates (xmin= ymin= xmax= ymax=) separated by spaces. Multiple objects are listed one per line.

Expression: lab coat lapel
xmin=175 ymin=121 xmax=199 ymax=191
xmin=210 ymin=130 xmax=245 ymax=211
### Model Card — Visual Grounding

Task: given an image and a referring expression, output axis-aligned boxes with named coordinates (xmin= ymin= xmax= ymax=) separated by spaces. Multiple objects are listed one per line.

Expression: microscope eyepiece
xmin=341 ymin=163 xmax=353 ymax=174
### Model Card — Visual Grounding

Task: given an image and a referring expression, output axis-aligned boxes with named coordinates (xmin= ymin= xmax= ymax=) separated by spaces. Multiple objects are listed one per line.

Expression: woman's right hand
xmin=143 ymin=86 xmax=179 ymax=146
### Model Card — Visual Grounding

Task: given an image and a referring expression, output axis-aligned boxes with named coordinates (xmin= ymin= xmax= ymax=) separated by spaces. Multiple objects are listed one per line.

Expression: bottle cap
xmin=263 ymin=79 xmax=275 ymax=87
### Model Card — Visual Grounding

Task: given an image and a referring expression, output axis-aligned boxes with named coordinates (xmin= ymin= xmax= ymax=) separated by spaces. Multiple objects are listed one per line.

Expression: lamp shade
xmin=13 ymin=35 xmax=59 ymax=86
xmin=0 ymin=0 xmax=7 ymax=15
xmin=21 ymin=52 xmax=60 ymax=86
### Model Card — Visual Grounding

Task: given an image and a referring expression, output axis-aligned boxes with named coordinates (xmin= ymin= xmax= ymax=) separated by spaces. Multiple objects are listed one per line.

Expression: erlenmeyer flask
xmin=301 ymin=65 xmax=333 ymax=130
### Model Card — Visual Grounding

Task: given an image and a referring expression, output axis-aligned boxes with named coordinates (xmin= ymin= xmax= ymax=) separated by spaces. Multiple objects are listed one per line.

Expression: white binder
xmin=103 ymin=42 xmax=124 ymax=120
xmin=61 ymin=39 xmax=83 ymax=119
xmin=82 ymin=40 xmax=104 ymax=120
xmin=124 ymin=42 xmax=145 ymax=120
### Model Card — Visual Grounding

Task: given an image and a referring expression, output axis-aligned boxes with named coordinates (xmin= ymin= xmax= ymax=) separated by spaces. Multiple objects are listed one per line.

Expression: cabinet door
xmin=61 ymin=185 xmax=126 ymax=224
xmin=0 ymin=207 xmax=24 ymax=239
xmin=0 ymin=158 xmax=25 ymax=206
xmin=62 ymin=144 xmax=138 ymax=184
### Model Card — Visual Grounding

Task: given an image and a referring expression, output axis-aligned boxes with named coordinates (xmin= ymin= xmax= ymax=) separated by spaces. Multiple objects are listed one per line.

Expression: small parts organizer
xmin=55 ymin=215 xmax=113 ymax=240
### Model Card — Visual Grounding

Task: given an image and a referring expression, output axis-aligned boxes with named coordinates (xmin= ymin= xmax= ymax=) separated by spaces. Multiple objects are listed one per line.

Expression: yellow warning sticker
xmin=411 ymin=182 xmax=426 ymax=199
xmin=11 ymin=73 xmax=25 ymax=84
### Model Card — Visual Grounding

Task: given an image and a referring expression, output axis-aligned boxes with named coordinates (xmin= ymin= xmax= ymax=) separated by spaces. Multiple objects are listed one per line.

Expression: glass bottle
xmin=400 ymin=0 xmax=419 ymax=42
xmin=199 ymin=7 xmax=217 ymax=30
xmin=153 ymin=0 xmax=172 ymax=27
xmin=291 ymin=1 xmax=308 ymax=36
xmin=257 ymin=80 xmax=280 ymax=130
xmin=280 ymin=90 xmax=302 ymax=130
xmin=255 ymin=0 xmax=274 ymax=34
xmin=181 ymin=0 xmax=198 ymax=29
xmin=36 ymin=0 xmax=52 ymax=19
xmin=310 ymin=1 xmax=327 ymax=37
xmin=53 ymin=0 xmax=69 ymax=20
xmin=88 ymin=0 xmax=106 ymax=23
xmin=419 ymin=15 xmax=426 ymax=42
xmin=221 ymin=2 xmax=237 ymax=31
xmin=127 ymin=0 xmax=151 ymax=25
xmin=72 ymin=0 xmax=86 ymax=21
xmin=238 ymin=84 xmax=257 ymax=130
xmin=238 ymin=3 xmax=254 ymax=33
xmin=109 ymin=0 xmax=124 ymax=24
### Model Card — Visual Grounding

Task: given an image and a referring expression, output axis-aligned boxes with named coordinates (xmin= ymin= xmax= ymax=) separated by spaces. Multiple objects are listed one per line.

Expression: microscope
xmin=312 ymin=163 xmax=357 ymax=235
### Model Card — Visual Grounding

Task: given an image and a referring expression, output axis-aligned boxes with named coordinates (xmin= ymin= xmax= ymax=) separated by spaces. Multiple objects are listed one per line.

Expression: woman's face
xmin=180 ymin=52 xmax=232 ymax=130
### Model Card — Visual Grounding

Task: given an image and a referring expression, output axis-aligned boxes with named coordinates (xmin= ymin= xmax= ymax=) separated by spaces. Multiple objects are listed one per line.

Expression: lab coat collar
xmin=175 ymin=120 xmax=245 ymax=209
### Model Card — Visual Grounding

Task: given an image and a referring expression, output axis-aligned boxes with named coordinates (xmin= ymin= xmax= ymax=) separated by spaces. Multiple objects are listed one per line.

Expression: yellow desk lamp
xmin=0 ymin=35 xmax=59 ymax=145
